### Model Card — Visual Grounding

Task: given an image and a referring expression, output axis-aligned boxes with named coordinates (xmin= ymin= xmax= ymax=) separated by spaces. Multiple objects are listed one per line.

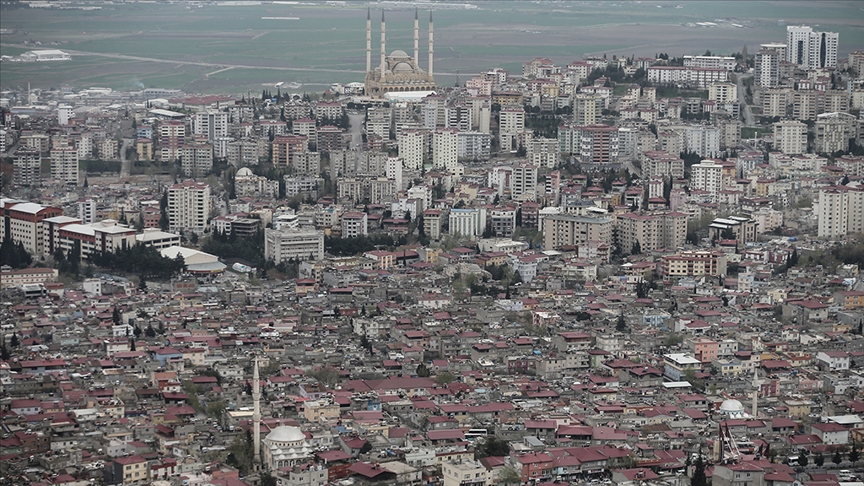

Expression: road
xmin=348 ymin=112 xmax=365 ymax=150
xmin=736 ymin=73 xmax=756 ymax=127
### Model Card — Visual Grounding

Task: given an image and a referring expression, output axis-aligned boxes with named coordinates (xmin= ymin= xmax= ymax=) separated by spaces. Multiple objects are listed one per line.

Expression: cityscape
xmin=2 ymin=2 xmax=864 ymax=486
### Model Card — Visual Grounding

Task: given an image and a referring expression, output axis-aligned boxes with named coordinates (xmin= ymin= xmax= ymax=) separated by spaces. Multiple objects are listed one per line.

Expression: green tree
xmin=306 ymin=366 xmax=340 ymax=387
xmin=849 ymin=442 xmax=860 ymax=463
xmin=475 ymin=436 xmax=511 ymax=458
xmin=112 ymin=307 xmax=122 ymax=325
xmin=10 ymin=333 xmax=19 ymax=348
xmin=260 ymin=471 xmax=277 ymax=486
xmin=498 ymin=466 xmax=521 ymax=486
xmin=616 ymin=313 xmax=626 ymax=332
xmin=416 ymin=363 xmax=431 ymax=377
xmin=145 ymin=325 xmax=156 ymax=338
xmin=814 ymin=452 xmax=824 ymax=467
xmin=833 ymin=449 xmax=843 ymax=465
xmin=798 ymin=453 xmax=808 ymax=467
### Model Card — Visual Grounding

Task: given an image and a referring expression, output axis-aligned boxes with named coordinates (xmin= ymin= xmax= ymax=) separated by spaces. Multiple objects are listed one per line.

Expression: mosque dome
xmin=389 ymin=49 xmax=410 ymax=58
xmin=392 ymin=62 xmax=414 ymax=73
xmin=719 ymin=399 xmax=744 ymax=413
xmin=236 ymin=167 xmax=254 ymax=177
xmin=265 ymin=425 xmax=305 ymax=444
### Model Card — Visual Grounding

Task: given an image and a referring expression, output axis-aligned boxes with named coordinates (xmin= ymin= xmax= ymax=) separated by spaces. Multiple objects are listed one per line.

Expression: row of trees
xmin=87 ymin=244 xmax=187 ymax=279
xmin=0 ymin=236 xmax=33 ymax=269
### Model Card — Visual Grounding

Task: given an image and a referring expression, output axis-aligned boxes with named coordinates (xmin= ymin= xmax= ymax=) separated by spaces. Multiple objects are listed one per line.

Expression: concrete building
xmin=50 ymin=147 xmax=79 ymax=185
xmin=341 ymin=212 xmax=368 ymax=238
xmin=192 ymin=110 xmax=228 ymax=142
xmin=773 ymin=120 xmax=808 ymax=155
xmin=0 ymin=201 xmax=63 ymax=255
xmin=499 ymin=108 xmax=525 ymax=153
xmin=690 ymin=159 xmax=724 ymax=197
xmin=159 ymin=121 xmax=186 ymax=162
xmin=433 ymin=128 xmax=460 ymax=175
xmin=755 ymin=44 xmax=786 ymax=87
xmin=180 ymin=141 xmax=213 ymax=178
xmin=818 ymin=186 xmax=864 ymax=237
xmin=511 ymin=164 xmax=537 ymax=201
xmin=398 ymin=129 xmax=428 ymax=170
xmin=449 ymin=208 xmax=486 ymax=238
xmin=815 ymin=112 xmax=855 ymax=154
xmin=580 ymin=124 xmax=619 ymax=165
xmin=13 ymin=149 xmax=41 ymax=187
xmin=786 ymin=25 xmax=839 ymax=69
xmin=167 ymin=181 xmax=211 ymax=234
xmin=264 ymin=227 xmax=325 ymax=263
xmin=708 ymin=83 xmax=737 ymax=104
xmin=661 ymin=250 xmax=728 ymax=278
xmin=543 ymin=214 xmax=613 ymax=250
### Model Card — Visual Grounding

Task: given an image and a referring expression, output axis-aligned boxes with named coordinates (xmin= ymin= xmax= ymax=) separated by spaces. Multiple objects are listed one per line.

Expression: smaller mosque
xmin=718 ymin=399 xmax=749 ymax=419
xmin=262 ymin=425 xmax=314 ymax=470
xmin=364 ymin=9 xmax=436 ymax=97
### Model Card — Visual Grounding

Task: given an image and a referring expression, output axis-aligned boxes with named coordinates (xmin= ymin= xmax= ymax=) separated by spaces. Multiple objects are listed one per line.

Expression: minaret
xmin=366 ymin=8 xmax=371 ymax=73
xmin=380 ymin=11 xmax=386 ymax=79
xmin=252 ymin=356 xmax=261 ymax=466
xmin=750 ymin=366 xmax=759 ymax=417
xmin=413 ymin=8 xmax=419 ymax=68
xmin=428 ymin=11 xmax=434 ymax=77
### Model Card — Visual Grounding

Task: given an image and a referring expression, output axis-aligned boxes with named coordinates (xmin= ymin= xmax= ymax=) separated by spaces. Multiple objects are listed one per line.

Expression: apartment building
xmin=159 ymin=121 xmax=186 ymax=162
xmin=708 ymin=82 xmax=737 ymax=104
xmin=272 ymin=135 xmax=307 ymax=167
xmin=542 ymin=214 xmax=613 ymax=250
xmin=786 ymin=25 xmax=838 ymax=69
xmin=773 ymin=120 xmax=808 ymax=155
xmin=683 ymin=55 xmax=736 ymax=71
xmin=457 ymin=131 xmax=491 ymax=162
xmin=499 ymin=108 xmax=525 ymax=153
xmin=180 ymin=141 xmax=213 ymax=178
xmin=526 ymin=137 xmax=558 ymax=168
xmin=642 ymin=151 xmax=685 ymax=179
xmin=511 ymin=164 xmax=538 ymax=201
xmin=423 ymin=209 xmax=442 ymax=241
xmin=167 ymin=181 xmax=211 ymax=233
xmin=192 ymin=110 xmax=228 ymax=142
xmin=818 ymin=186 xmax=864 ymax=237
xmin=661 ymin=250 xmax=728 ymax=278
xmin=647 ymin=66 xmax=728 ymax=88
xmin=50 ymin=147 xmax=79 ymax=185
xmin=615 ymin=211 xmax=687 ymax=254
xmin=433 ymin=128 xmax=460 ymax=174
xmin=815 ymin=112 xmax=855 ymax=154
xmin=341 ymin=212 xmax=368 ymax=238
xmin=755 ymin=44 xmax=786 ymax=87
xmin=264 ymin=227 xmax=325 ymax=263
xmin=398 ymin=129 xmax=429 ymax=170
xmin=13 ymin=149 xmax=41 ymax=187
xmin=580 ymin=124 xmax=619 ymax=165
xmin=690 ymin=159 xmax=724 ymax=197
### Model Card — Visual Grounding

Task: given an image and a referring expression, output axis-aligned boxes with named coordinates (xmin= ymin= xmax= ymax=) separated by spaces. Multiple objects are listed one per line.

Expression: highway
xmin=736 ymin=73 xmax=756 ymax=127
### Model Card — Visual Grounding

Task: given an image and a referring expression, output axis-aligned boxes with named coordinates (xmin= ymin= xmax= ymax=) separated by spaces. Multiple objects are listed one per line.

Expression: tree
xmin=849 ymin=442 xmax=860 ymax=463
xmin=788 ymin=248 xmax=799 ymax=266
xmin=145 ymin=325 xmax=156 ymax=338
xmin=260 ymin=471 xmax=277 ymax=486
xmin=833 ymin=449 xmax=843 ymax=465
xmin=159 ymin=191 xmax=169 ymax=231
xmin=10 ymin=333 xmax=19 ymax=348
xmin=631 ymin=240 xmax=642 ymax=255
xmin=691 ymin=457 xmax=708 ymax=486
xmin=306 ymin=366 xmax=340 ymax=387
xmin=435 ymin=371 xmax=456 ymax=385
xmin=359 ymin=441 xmax=373 ymax=454
xmin=616 ymin=313 xmax=626 ymax=332
xmin=498 ymin=466 xmax=521 ymax=486
xmin=798 ymin=453 xmax=808 ymax=468
xmin=129 ymin=339 xmax=136 ymax=351
xmin=475 ymin=436 xmax=511 ymax=458
xmin=112 ymin=307 xmax=122 ymax=325
xmin=814 ymin=452 xmax=824 ymax=467
xmin=416 ymin=363 xmax=431 ymax=377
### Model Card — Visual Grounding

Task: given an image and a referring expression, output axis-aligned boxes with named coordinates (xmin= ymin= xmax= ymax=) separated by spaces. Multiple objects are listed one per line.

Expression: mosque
xmin=364 ymin=9 xmax=437 ymax=97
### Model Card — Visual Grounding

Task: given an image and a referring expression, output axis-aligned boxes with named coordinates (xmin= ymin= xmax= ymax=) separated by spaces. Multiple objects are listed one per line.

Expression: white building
xmin=449 ymin=208 xmax=486 ymax=238
xmin=786 ymin=25 xmax=838 ymax=69
xmin=135 ymin=228 xmax=182 ymax=250
xmin=341 ymin=212 xmax=368 ymax=238
xmin=77 ymin=199 xmax=97 ymax=224
xmin=511 ymin=164 xmax=538 ymax=201
xmin=398 ymin=129 xmax=428 ymax=170
xmin=167 ymin=181 xmax=211 ymax=233
xmin=499 ymin=108 xmax=525 ymax=152
xmin=684 ymin=126 xmax=720 ymax=158
xmin=264 ymin=227 xmax=324 ymax=263
xmin=690 ymin=160 xmax=724 ymax=197
xmin=433 ymin=128 xmax=461 ymax=175
xmin=57 ymin=105 xmax=73 ymax=126
xmin=817 ymin=186 xmax=864 ymax=237
xmin=683 ymin=55 xmax=737 ymax=71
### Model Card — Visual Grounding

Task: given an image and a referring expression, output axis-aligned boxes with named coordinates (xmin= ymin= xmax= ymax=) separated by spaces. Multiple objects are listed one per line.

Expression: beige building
xmin=303 ymin=399 xmax=340 ymax=423
xmin=818 ymin=186 xmax=864 ymax=237
xmin=773 ymin=120 xmax=808 ymax=155
xmin=13 ymin=149 xmax=41 ymax=187
xmin=499 ymin=108 xmax=525 ymax=152
xmin=543 ymin=214 xmax=612 ymax=250
xmin=690 ymin=159 xmax=724 ymax=197
xmin=167 ymin=181 xmax=211 ymax=233
xmin=708 ymin=82 xmax=737 ymax=104
xmin=442 ymin=460 xmax=493 ymax=486
xmin=615 ymin=211 xmax=687 ymax=254
xmin=815 ymin=112 xmax=856 ymax=154
xmin=661 ymin=250 xmax=728 ymax=278
xmin=50 ymin=147 xmax=79 ymax=185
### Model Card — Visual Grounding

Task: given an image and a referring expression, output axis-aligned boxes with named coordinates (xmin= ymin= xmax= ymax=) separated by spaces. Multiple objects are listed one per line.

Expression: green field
xmin=1 ymin=1 xmax=861 ymax=94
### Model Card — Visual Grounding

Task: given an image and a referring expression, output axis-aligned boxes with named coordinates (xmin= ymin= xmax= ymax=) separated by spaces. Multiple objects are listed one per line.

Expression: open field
xmin=1 ymin=1 xmax=862 ymax=94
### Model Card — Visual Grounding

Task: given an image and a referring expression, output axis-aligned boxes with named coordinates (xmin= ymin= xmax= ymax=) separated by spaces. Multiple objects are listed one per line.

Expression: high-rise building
xmin=57 ymin=105 xmax=73 ymax=126
xmin=167 ymin=181 xmax=211 ymax=233
xmin=580 ymin=125 xmax=619 ymax=165
xmin=786 ymin=25 xmax=838 ymax=69
xmin=499 ymin=108 xmax=525 ymax=153
xmin=818 ymin=186 xmax=864 ymax=237
xmin=192 ymin=110 xmax=228 ymax=142
xmin=511 ymin=164 xmax=538 ymax=201
xmin=77 ymin=199 xmax=97 ymax=224
xmin=50 ymin=147 xmax=79 ymax=185
xmin=457 ymin=131 xmax=491 ymax=162
xmin=572 ymin=93 xmax=603 ymax=126
xmin=815 ymin=112 xmax=855 ymax=154
xmin=180 ymin=141 xmax=213 ymax=178
xmin=690 ymin=159 xmax=724 ymax=196
xmin=708 ymin=83 xmax=737 ymax=104
xmin=773 ymin=120 xmax=808 ymax=155
xmin=398 ymin=129 xmax=428 ymax=170
xmin=341 ymin=212 xmax=368 ymax=238
xmin=755 ymin=44 xmax=786 ymax=87
xmin=159 ymin=121 xmax=186 ymax=162
xmin=432 ymin=128 xmax=460 ymax=174
xmin=683 ymin=126 xmax=720 ymax=158
xmin=13 ymin=149 xmax=41 ymax=187
xmin=526 ymin=137 xmax=559 ymax=168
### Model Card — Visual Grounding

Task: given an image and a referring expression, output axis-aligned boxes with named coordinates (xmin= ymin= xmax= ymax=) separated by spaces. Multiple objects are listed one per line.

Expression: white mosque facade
xmin=364 ymin=9 xmax=436 ymax=97
xmin=262 ymin=425 xmax=314 ymax=470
